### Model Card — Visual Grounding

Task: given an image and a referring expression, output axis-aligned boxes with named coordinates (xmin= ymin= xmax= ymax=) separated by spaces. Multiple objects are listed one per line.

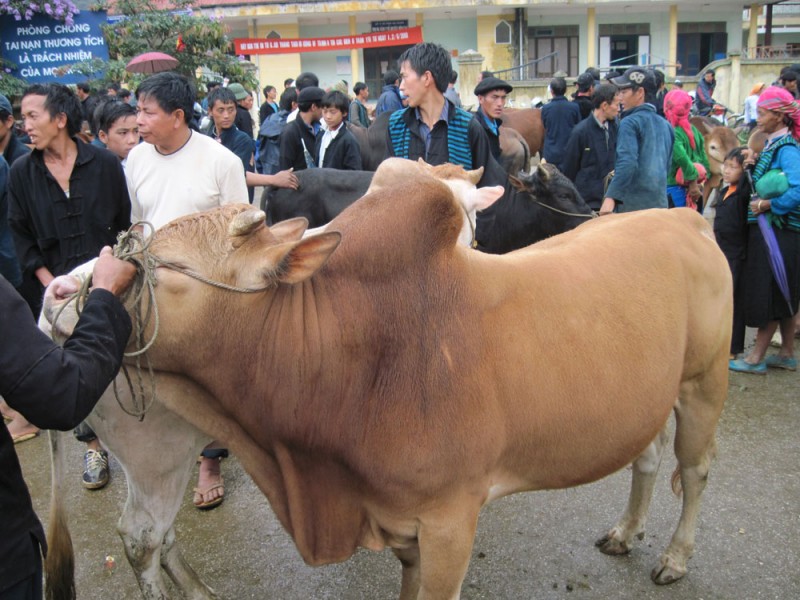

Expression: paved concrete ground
xmin=15 ymin=354 xmax=799 ymax=599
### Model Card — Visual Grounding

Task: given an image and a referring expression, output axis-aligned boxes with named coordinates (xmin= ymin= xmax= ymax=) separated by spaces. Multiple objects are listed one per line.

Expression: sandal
xmin=13 ymin=431 xmax=40 ymax=444
xmin=193 ymin=481 xmax=224 ymax=510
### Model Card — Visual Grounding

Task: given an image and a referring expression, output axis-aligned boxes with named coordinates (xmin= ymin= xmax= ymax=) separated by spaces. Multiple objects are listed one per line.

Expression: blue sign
xmin=0 ymin=11 xmax=109 ymax=83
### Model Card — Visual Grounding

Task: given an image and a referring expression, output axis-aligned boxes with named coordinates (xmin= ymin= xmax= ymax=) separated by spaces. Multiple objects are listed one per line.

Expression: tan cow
xmin=501 ymin=107 xmax=544 ymax=158
xmin=45 ymin=164 xmax=731 ymax=599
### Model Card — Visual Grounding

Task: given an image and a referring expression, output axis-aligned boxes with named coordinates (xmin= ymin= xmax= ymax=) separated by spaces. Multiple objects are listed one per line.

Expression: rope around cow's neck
xmin=56 ymin=223 xmax=275 ymax=420
xmin=533 ymin=199 xmax=598 ymax=219
xmin=50 ymin=224 xmax=161 ymax=420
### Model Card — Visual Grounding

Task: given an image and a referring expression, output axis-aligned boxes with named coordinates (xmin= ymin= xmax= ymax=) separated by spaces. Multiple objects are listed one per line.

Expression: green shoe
xmin=765 ymin=355 xmax=798 ymax=371
xmin=729 ymin=358 xmax=767 ymax=375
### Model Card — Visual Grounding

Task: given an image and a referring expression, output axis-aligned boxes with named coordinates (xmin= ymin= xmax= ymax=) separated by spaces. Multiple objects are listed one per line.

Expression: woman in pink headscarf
xmin=664 ymin=88 xmax=709 ymax=209
xmin=730 ymin=85 xmax=800 ymax=374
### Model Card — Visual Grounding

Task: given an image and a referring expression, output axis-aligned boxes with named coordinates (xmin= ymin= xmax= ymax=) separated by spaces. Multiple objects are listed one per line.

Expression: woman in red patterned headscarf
xmin=730 ymin=86 xmax=800 ymax=374
xmin=664 ymin=88 xmax=709 ymax=209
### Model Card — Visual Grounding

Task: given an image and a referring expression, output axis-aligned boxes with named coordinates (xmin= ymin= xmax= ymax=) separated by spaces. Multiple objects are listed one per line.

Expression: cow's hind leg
xmin=596 ymin=425 xmax=670 ymax=555
xmin=652 ymin=373 xmax=724 ymax=585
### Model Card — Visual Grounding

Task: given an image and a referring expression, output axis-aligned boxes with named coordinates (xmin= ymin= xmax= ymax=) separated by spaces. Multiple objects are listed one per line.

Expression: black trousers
xmin=0 ymin=538 xmax=42 ymax=600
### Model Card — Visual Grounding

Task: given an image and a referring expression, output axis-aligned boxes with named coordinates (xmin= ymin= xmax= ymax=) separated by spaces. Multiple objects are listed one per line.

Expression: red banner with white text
xmin=235 ymin=27 xmax=423 ymax=55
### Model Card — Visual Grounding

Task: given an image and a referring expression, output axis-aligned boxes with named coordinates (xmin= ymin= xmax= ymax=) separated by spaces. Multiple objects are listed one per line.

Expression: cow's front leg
xmin=596 ymin=425 xmax=669 ymax=555
xmin=392 ymin=544 xmax=421 ymax=600
xmin=161 ymin=526 xmax=218 ymax=599
xmin=414 ymin=506 xmax=479 ymax=600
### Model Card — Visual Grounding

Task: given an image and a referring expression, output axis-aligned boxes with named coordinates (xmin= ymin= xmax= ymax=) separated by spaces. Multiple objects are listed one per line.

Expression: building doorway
xmin=599 ymin=23 xmax=651 ymax=71
xmin=676 ymin=23 xmax=727 ymax=76
xmin=363 ymin=45 xmax=414 ymax=102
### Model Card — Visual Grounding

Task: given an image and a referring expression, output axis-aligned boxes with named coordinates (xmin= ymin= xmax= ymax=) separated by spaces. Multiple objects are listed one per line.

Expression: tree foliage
xmin=98 ymin=0 xmax=257 ymax=91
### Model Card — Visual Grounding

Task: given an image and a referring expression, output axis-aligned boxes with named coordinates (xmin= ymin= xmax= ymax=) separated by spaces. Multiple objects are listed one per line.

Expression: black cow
xmin=263 ymin=162 xmax=594 ymax=254
xmin=262 ymin=168 xmax=374 ymax=227
xmin=348 ymin=111 xmax=393 ymax=171
xmin=476 ymin=163 xmax=596 ymax=254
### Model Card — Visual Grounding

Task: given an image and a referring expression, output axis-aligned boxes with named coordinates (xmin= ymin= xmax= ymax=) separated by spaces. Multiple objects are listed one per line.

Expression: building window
xmin=266 ymin=30 xmax=281 ymax=39
xmin=496 ymin=20 xmax=512 ymax=45
xmin=526 ymin=25 xmax=578 ymax=77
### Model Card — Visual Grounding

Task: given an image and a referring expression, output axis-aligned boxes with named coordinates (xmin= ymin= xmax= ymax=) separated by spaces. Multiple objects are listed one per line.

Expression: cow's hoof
xmin=651 ymin=556 xmax=687 ymax=585
xmin=594 ymin=533 xmax=630 ymax=556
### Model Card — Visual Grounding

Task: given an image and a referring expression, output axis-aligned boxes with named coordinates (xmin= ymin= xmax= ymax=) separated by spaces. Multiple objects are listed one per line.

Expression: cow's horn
xmin=417 ymin=158 xmax=433 ymax=171
xmin=536 ymin=162 xmax=551 ymax=182
xmin=229 ymin=209 xmax=266 ymax=241
xmin=465 ymin=167 xmax=484 ymax=185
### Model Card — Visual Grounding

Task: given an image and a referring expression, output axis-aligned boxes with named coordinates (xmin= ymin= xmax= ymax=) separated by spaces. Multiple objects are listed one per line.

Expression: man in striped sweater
xmin=385 ymin=42 xmax=505 ymax=188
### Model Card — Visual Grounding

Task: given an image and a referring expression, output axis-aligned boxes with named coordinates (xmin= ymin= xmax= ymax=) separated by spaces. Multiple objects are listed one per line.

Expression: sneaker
xmin=765 ymin=355 xmax=798 ymax=371
xmin=728 ymin=358 xmax=767 ymax=375
xmin=82 ymin=449 xmax=109 ymax=490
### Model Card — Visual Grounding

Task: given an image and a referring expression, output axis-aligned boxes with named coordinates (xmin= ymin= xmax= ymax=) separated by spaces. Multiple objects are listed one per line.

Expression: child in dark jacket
xmin=714 ymin=147 xmax=750 ymax=357
xmin=314 ymin=90 xmax=362 ymax=170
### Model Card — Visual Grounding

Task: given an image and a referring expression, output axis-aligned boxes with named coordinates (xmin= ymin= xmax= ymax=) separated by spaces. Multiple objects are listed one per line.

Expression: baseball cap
xmin=0 ymin=93 xmax=12 ymax=115
xmin=227 ymin=83 xmax=249 ymax=101
xmin=576 ymin=72 xmax=594 ymax=91
xmin=474 ymin=76 xmax=513 ymax=96
xmin=297 ymin=86 xmax=325 ymax=104
xmin=611 ymin=67 xmax=656 ymax=94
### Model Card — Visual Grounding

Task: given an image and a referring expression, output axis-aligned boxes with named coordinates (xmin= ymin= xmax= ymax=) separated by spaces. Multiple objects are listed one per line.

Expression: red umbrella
xmin=125 ymin=52 xmax=179 ymax=74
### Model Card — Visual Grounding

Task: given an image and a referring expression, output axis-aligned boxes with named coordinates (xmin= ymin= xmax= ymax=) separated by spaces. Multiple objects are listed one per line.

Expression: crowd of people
xmin=0 ymin=40 xmax=799 ymax=597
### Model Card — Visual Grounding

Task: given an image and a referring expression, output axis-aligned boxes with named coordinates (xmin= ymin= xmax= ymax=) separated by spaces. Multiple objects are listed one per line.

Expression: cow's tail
xmin=44 ymin=429 xmax=76 ymax=600
xmin=670 ymin=437 xmax=718 ymax=498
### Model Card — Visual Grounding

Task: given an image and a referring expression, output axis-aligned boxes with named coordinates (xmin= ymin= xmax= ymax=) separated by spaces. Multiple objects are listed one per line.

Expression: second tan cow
xmin=45 ymin=163 xmax=731 ymax=599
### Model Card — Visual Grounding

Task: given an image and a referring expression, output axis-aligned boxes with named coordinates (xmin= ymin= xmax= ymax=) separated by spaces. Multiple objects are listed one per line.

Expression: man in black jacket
xmin=473 ymin=76 xmax=513 ymax=161
xmin=1 ymin=247 xmax=135 ymax=598
xmin=279 ymin=86 xmax=323 ymax=171
xmin=8 ymin=83 xmax=131 ymax=490
xmin=560 ymin=83 xmax=620 ymax=212
xmin=541 ymin=76 xmax=581 ymax=169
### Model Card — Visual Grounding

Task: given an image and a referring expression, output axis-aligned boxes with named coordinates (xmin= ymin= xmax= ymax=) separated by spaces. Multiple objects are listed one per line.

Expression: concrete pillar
xmin=765 ymin=3 xmax=772 ymax=47
xmin=586 ymin=7 xmax=597 ymax=69
xmin=748 ymin=4 xmax=760 ymax=57
xmin=668 ymin=5 xmax=678 ymax=78
xmin=457 ymin=51 xmax=485 ymax=109
xmin=416 ymin=12 xmax=423 ymax=28
xmin=349 ymin=16 xmax=360 ymax=87
xmin=728 ymin=50 xmax=742 ymax=113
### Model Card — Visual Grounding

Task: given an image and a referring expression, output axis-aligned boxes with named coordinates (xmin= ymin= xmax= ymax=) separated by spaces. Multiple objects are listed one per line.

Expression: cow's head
xmin=506 ymin=163 xmax=594 ymax=239
xmin=704 ymin=126 xmax=739 ymax=178
xmin=151 ymin=204 xmax=340 ymax=291
xmin=43 ymin=205 xmax=341 ymax=368
xmin=369 ymin=158 xmax=503 ymax=247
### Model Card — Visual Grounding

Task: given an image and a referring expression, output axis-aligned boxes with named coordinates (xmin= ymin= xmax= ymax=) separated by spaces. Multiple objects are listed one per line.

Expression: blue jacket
xmin=375 ymin=85 xmax=403 ymax=116
xmin=605 ymin=103 xmax=674 ymax=212
xmin=541 ymin=96 xmax=581 ymax=168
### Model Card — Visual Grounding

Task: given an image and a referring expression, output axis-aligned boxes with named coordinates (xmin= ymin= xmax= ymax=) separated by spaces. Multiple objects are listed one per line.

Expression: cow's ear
xmin=243 ymin=232 xmax=341 ymax=287
xmin=269 ymin=217 xmax=309 ymax=242
xmin=472 ymin=185 xmax=505 ymax=211
xmin=275 ymin=232 xmax=341 ymax=284
xmin=508 ymin=175 xmax=526 ymax=191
